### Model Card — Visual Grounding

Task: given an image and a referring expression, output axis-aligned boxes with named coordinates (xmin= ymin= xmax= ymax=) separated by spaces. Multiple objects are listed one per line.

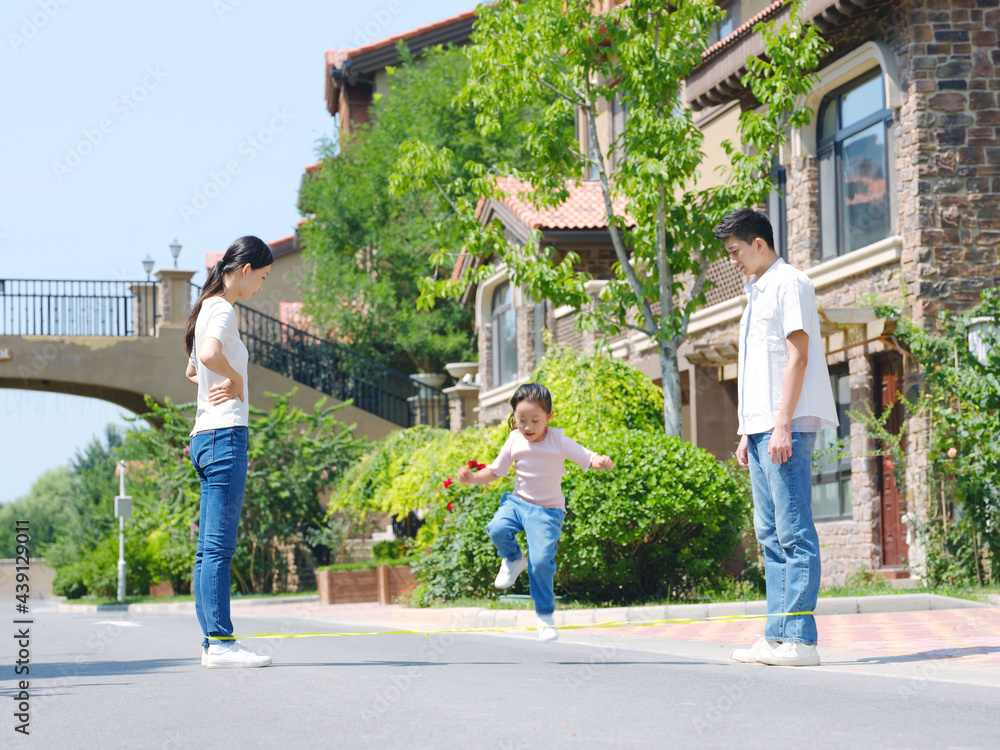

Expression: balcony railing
xmin=0 ymin=279 xmax=157 ymax=337
xmin=236 ymin=304 xmax=449 ymax=429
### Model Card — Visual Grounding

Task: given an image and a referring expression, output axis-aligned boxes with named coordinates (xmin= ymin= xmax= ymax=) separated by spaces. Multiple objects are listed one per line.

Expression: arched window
xmin=491 ymin=282 xmax=517 ymax=387
xmin=818 ymin=72 xmax=893 ymax=259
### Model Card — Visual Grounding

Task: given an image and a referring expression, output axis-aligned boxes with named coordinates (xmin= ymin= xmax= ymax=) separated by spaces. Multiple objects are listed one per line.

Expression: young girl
xmin=458 ymin=383 xmax=613 ymax=641
xmin=184 ymin=236 xmax=272 ymax=669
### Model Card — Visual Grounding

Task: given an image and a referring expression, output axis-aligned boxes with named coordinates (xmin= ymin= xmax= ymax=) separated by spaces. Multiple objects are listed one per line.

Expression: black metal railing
xmin=190 ymin=282 xmax=449 ymax=428
xmin=237 ymin=305 xmax=449 ymax=429
xmin=0 ymin=279 xmax=157 ymax=337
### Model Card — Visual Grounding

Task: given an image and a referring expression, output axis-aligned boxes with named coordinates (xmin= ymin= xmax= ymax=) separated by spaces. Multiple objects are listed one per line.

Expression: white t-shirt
xmin=189 ymin=296 xmax=250 ymax=435
xmin=487 ymin=427 xmax=596 ymax=510
xmin=737 ymin=258 xmax=839 ymax=436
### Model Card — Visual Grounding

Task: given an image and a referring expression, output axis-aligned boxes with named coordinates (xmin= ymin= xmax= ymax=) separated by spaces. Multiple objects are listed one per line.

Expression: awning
xmin=684 ymin=308 xmax=900 ymax=370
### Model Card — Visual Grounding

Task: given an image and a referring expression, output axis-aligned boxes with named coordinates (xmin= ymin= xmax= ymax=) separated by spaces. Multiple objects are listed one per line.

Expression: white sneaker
xmin=730 ymin=636 xmax=778 ymax=663
xmin=203 ymin=641 xmax=271 ymax=669
xmin=201 ymin=646 xmax=207 ymax=667
xmin=494 ymin=556 xmax=528 ymax=589
xmin=537 ymin=614 xmax=559 ymax=642
xmin=758 ymin=641 xmax=821 ymax=666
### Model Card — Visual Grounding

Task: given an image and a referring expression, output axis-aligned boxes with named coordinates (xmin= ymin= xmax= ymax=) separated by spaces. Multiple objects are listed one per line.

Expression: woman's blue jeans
xmin=486 ymin=493 xmax=564 ymax=616
xmin=190 ymin=427 xmax=248 ymax=648
xmin=747 ymin=430 xmax=820 ymax=646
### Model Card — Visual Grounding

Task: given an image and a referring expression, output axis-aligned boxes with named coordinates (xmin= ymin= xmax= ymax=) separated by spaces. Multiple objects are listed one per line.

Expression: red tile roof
xmin=346 ymin=7 xmax=477 ymax=59
xmin=480 ymin=177 xmax=631 ymax=231
xmin=701 ymin=0 xmax=784 ymax=60
xmin=325 ymin=49 xmax=349 ymax=69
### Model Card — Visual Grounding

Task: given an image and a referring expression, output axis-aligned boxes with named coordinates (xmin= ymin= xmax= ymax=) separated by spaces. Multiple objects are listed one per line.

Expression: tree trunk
xmin=659 ymin=338 xmax=683 ymax=437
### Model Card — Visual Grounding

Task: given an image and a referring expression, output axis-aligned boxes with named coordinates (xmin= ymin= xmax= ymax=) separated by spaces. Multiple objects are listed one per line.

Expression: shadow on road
xmin=849 ymin=645 xmax=1000 ymax=665
xmin=22 ymin=658 xmax=196 ymax=679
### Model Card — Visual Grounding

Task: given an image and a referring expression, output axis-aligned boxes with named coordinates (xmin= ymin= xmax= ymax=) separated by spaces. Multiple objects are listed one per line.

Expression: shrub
xmin=410 ymin=428 xmax=749 ymax=604
xmin=533 ymin=345 xmax=665 ymax=442
xmin=561 ymin=429 xmax=748 ymax=601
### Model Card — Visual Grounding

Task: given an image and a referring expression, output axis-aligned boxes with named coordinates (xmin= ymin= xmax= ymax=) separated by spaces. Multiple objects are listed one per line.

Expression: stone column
xmin=154 ymin=269 xmax=197 ymax=331
xmin=129 ymin=282 xmax=156 ymax=337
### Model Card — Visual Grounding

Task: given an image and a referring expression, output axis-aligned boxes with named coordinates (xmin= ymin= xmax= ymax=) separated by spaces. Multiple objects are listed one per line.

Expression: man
xmin=715 ymin=208 xmax=838 ymax=666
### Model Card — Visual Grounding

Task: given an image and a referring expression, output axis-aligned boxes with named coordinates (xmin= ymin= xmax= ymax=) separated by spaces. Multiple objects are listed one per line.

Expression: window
xmin=491 ymin=282 xmax=518 ymax=387
xmin=766 ymin=158 xmax=788 ymax=261
xmin=818 ymin=73 xmax=892 ymax=259
xmin=812 ymin=365 xmax=852 ymax=519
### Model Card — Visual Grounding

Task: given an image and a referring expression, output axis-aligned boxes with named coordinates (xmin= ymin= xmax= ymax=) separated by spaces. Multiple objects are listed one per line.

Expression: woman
xmin=184 ymin=236 xmax=272 ymax=669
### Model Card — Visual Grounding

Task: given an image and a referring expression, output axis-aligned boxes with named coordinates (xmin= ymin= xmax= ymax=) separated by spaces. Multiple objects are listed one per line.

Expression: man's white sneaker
xmin=757 ymin=641 xmax=820 ymax=666
xmin=730 ymin=636 xmax=778 ymax=664
xmin=203 ymin=641 xmax=271 ymax=669
xmin=537 ymin=615 xmax=559 ymax=642
xmin=494 ymin=556 xmax=528 ymax=589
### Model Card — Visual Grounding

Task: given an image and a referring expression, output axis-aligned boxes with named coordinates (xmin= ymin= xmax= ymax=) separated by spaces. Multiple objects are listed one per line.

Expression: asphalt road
xmin=4 ymin=603 xmax=999 ymax=749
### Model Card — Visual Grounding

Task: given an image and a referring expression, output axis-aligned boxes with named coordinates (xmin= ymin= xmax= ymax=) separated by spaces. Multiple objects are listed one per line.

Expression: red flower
xmin=468 ymin=459 xmax=478 ymax=468
xmin=443 ymin=477 xmax=454 ymax=489
xmin=447 ymin=502 xmax=454 ymax=512
xmin=476 ymin=462 xmax=487 ymax=471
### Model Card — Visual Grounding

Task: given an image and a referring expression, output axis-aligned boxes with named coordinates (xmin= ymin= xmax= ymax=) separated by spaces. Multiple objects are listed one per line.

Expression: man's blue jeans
xmin=486 ymin=493 xmax=564 ymax=616
xmin=747 ymin=430 xmax=820 ymax=646
xmin=190 ymin=427 xmax=248 ymax=648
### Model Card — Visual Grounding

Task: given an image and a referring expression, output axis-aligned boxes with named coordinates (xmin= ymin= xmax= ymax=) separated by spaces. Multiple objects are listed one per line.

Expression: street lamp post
xmin=114 ymin=460 xmax=133 ymax=602
xmin=142 ymin=255 xmax=155 ymax=282
xmin=169 ymin=238 xmax=182 ymax=268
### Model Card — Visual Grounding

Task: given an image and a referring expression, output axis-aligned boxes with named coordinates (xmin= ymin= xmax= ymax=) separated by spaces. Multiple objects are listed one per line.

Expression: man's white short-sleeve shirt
xmin=737 ymin=258 xmax=839 ymax=435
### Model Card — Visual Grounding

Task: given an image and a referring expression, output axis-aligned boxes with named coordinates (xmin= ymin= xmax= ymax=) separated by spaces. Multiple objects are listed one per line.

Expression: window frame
xmin=490 ymin=282 xmax=518 ymax=388
xmin=817 ymin=70 xmax=893 ymax=260
xmin=811 ymin=363 xmax=853 ymax=520
xmin=767 ymin=158 xmax=788 ymax=261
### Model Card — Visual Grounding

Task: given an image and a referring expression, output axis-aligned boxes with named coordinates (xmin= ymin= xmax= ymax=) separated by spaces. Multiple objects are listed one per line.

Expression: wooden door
xmin=878 ymin=357 xmax=908 ymax=566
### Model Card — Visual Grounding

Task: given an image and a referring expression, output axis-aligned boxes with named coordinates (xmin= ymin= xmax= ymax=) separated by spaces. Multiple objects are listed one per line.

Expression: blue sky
xmin=0 ymin=0 xmax=479 ymax=503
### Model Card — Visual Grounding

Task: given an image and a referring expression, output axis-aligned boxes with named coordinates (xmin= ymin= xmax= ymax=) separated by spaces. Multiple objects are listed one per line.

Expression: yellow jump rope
xmin=221 ymin=611 xmax=814 ymax=640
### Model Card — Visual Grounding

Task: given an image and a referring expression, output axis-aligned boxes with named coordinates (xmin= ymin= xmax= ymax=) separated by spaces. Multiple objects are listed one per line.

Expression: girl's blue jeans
xmin=486 ymin=492 xmax=564 ymax=616
xmin=747 ymin=430 xmax=820 ymax=646
xmin=190 ymin=426 xmax=248 ymax=648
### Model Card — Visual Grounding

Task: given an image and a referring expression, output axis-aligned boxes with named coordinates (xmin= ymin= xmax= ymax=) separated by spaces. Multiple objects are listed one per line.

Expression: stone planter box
xmin=317 ymin=564 xmax=414 ymax=605
xmin=149 ymin=581 xmax=175 ymax=597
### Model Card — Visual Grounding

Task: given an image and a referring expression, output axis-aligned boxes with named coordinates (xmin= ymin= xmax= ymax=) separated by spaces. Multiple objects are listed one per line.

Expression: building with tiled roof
xmin=325 ymin=7 xmax=478 ymax=136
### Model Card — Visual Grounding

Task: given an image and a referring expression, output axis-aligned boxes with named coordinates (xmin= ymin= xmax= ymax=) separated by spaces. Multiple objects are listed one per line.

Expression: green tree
xmin=0 ymin=467 xmax=74 ymax=557
xmin=129 ymin=393 xmax=367 ymax=594
xmin=393 ymin=0 xmax=829 ymax=435
xmin=300 ymin=43 xmax=569 ymax=373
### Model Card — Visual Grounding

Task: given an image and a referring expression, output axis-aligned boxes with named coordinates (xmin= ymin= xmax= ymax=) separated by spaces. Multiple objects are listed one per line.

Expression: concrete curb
xmin=56 ymin=594 xmax=319 ymax=614
xmin=373 ymin=593 xmax=989 ymax=629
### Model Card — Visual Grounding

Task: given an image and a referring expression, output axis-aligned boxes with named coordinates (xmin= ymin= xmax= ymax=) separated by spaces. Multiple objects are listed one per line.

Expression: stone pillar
xmin=129 ymin=282 xmax=156 ymax=337
xmin=444 ymin=362 xmax=480 ymax=432
xmin=154 ymin=269 xmax=197 ymax=330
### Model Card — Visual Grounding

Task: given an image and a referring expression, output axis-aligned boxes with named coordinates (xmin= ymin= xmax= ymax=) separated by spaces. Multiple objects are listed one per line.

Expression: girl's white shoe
xmin=494 ymin=556 xmax=528 ymax=589
xmin=537 ymin=614 xmax=559 ymax=642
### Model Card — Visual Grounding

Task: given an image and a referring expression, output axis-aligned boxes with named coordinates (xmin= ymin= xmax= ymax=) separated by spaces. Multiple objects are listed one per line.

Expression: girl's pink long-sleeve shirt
xmin=486 ymin=427 xmax=596 ymax=510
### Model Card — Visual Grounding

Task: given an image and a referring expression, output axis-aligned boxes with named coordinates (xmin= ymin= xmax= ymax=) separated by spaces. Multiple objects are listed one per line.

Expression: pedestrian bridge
xmin=0 ymin=273 xmax=448 ymax=441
